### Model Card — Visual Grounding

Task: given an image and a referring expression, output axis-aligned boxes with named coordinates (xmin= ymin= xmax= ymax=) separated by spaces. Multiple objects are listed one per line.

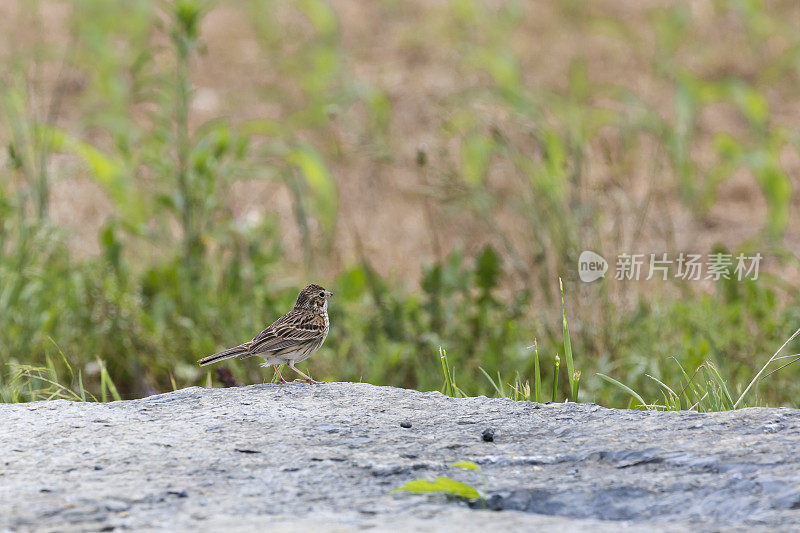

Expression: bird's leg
xmin=289 ymin=364 xmax=325 ymax=384
xmin=272 ymin=365 xmax=288 ymax=384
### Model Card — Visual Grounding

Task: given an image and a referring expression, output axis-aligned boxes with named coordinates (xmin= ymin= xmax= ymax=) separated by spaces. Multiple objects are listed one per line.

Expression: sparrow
xmin=198 ymin=284 xmax=332 ymax=384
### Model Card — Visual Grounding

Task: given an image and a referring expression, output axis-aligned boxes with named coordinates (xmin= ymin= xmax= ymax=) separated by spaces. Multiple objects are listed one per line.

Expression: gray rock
xmin=1 ymin=383 xmax=800 ymax=531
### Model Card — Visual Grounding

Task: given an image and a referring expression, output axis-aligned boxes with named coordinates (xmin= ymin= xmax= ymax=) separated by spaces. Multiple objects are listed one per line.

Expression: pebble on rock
xmin=400 ymin=421 xmax=412 ymax=428
xmin=482 ymin=428 xmax=494 ymax=442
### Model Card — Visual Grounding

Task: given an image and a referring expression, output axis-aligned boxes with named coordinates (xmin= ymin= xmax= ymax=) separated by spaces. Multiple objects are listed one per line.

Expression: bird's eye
xmin=319 ymin=291 xmax=325 ymax=297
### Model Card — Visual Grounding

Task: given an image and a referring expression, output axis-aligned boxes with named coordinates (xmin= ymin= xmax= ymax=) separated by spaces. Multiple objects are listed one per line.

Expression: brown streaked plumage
xmin=198 ymin=284 xmax=332 ymax=384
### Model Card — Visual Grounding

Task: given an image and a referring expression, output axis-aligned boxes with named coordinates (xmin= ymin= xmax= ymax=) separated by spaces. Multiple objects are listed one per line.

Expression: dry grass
xmin=2 ymin=0 xmax=800 ymax=405
xmin=1 ymin=1 xmax=798 ymax=281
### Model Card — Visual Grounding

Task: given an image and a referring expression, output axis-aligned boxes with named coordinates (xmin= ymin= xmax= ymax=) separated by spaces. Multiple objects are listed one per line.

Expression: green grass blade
xmin=510 ymin=372 xmax=530 ymax=401
xmin=479 ymin=367 xmax=503 ymax=397
xmin=19 ymin=370 xmax=82 ymax=402
xmin=701 ymin=365 xmax=722 ymax=411
xmin=533 ymin=339 xmax=541 ymax=403
xmin=496 ymin=370 xmax=506 ymax=398
xmin=98 ymin=360 xmax=121 ymax=402
xmin=559 ymin=278 xmax=576 ymax=401
xmin=735 ymin=326 xmax=800 ymax=408
xmin=707 ymin=362 xmax=734 ymax=410
xmin=672 ymin=357 xmax=706 ymax=405
xmin=552 ymin=355 xmax=560 ymax=402
xmin=440 ymin=347 xmax=454 ymax=397
xmin=645 ymin=373 xmax=678 ymax=398
xmin=100 ymin=363 xmax=108 ymax=403
xmin=596 ymin=373 xmax=649 ymax=409
xmin=646 ymin=373 xmax=680 ymax=409
xmin=77 ymin=370 xmax=86 ymax=402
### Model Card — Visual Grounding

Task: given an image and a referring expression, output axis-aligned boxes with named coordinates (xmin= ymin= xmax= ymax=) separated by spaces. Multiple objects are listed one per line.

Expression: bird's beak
xmin=325 ymin=291 xmax=333 ymax=298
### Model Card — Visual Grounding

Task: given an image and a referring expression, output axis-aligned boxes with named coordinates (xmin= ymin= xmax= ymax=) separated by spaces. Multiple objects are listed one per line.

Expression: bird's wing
xmin=249 ymin=311 xmax=326 ymax=354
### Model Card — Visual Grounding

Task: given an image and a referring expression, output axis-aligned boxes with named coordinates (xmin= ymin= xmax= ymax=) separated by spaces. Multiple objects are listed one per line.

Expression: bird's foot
xmin=293 ymin=378 xmax=326 ymax=385
xmin=272 ymin=365 xmax=288 ymax=384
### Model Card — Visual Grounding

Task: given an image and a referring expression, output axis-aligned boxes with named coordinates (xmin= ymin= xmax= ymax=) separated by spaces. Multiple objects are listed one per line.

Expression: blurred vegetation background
xmin=1 ymin=0 xmax=800 ymax=406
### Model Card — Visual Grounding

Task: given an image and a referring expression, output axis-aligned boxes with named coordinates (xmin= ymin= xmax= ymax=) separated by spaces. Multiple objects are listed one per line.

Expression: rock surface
xmin=2 ymin=383 xmax=800 ymax=531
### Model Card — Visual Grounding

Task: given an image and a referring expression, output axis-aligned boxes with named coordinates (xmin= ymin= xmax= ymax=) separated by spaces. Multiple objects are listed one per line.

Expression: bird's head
xmin=295 ymin=283 xmax=333 ymax=311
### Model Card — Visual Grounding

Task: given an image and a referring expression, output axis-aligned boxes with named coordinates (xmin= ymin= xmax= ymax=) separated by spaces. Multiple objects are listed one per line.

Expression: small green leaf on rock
xmin=392 ymin=477 xmax=480 ymax=500
xmin=449 ymin=460 xmax=481 ymax=472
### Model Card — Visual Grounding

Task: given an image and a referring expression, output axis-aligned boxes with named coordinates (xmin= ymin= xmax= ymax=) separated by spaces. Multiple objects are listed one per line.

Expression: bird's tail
xmin=198 ymin=342 xmax=251 ymax=366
